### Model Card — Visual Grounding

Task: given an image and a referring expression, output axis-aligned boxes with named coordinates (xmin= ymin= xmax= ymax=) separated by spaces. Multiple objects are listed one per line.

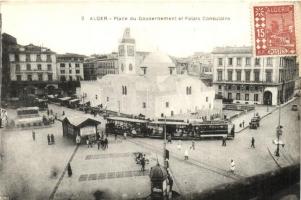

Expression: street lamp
xmin=163 ymin=115 xmax=167 ymax=168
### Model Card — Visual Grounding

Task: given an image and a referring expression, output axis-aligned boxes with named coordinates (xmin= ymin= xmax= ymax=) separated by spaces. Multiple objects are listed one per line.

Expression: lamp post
xmin=275 ymin=80 xmax=285 ymax=157
xmin=163 ymin=116 xmax=167 ymax=167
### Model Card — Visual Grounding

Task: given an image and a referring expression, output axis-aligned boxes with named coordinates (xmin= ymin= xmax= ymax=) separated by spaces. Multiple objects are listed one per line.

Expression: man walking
xmin=47 ymin=134 xmax=50 ymax=145
xmin=222 ymin=137 xmax=227 ymax=146
xmin=32 ymin=131 xmax=36 ymax=141
xmin=76 ymin=135 xmax=81 ymax=146
xmin=141 ymin=155 xmax=145 ymax=172
xmin=184 ymin=149 xmax=189 ymax=160
xmin=67 ymin=163 xmax=72 ymax=177
xmin=251 ymin=137 xmax=255 ymax=148
xmin=230 ymin=160 xmax=235 ymax=173
xmin=51 ymin=134 xmax=55 ymax=144
xmin=191 ymin=140 xmax=195 ymax=150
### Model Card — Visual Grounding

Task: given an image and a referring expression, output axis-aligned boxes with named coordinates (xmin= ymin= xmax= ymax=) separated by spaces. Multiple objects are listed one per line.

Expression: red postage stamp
xmin=253 ymin=5 xmax=296 ymax=56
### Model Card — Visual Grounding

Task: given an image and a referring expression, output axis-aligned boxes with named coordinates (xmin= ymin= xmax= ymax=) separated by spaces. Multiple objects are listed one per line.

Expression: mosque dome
xmin=141 ymin=50 xmax=175 ymax=77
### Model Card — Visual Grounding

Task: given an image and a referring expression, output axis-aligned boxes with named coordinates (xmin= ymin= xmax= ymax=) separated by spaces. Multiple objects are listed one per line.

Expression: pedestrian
xmin=114 ymin=132 xmax=117 ymax=140
xmin=124 ymin=131 xmax=127 ymax=140
xmin=76 ymin=135 xmax=81 ymax=146
xmin=167 ymin=135 xmax=172 ymax=144
xmin=32 ymin=131 xmax=36 ymax=141
xmin=47 ymin=134 xmax=50 ymax=145
xmin=97 ymin=139 xmax=100 ymax=150
xmin=62 ymin=111 xmax=65 ymax=116
xmin=51 ymin=134 xmax=55 ymax=144
xmin=222 ymin=137 xmax=227 ymax=146
xmin=104 ymin=137 xmax=108 ymax=149
xmin=67 ymin=162 xmax=72 ymax=177
xmin=191 ymin=140 xmax=195 ymax=150
xmin=251 ymin=137 xmax=255 ymax=148
xmin=141 ymin=155 xmax=145 ymax=171
xmin=230 ymin=160 xmax=235 ymax=173
xmin=184 ymin=149 xmax=189 ymax=160
xmin=242 ymin=120 xmax=245 ymax=128
xmin=86 ymin=138 xmax=90 ymax=148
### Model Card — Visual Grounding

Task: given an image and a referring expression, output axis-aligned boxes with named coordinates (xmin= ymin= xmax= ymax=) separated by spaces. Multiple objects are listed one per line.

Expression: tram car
xmin=105 ymin=116 xmax=235 ymax=140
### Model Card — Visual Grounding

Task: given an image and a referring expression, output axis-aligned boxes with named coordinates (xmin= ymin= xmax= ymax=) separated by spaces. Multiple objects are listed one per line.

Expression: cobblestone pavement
xmin=0 ymin=98 xmax=299 ymax=199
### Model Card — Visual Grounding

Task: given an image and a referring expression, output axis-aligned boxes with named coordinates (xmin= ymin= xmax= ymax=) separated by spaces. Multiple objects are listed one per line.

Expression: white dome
xmin=141 ymin=50 xmax=175 ymax=76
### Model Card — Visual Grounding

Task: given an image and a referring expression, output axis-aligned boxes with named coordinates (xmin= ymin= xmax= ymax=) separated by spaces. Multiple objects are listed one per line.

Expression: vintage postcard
xmin=0 ymin=1 xmax=300 ymax=200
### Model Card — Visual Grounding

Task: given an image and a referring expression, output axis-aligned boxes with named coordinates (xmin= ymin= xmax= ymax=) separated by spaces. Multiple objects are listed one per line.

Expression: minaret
xmin=118 ymin=28 xmax=136 ymax=75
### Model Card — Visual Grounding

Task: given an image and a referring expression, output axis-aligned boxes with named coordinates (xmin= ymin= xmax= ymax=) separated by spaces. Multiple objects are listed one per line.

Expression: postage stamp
xmin=253 ymin=5 xmax=296 ymax=56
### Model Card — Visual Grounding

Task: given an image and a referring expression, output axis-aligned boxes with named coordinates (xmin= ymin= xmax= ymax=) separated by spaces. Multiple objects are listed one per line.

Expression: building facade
xmin=83 ymin=59 xmax=98 ymax=81
xmin=212 ymin=46 xmax=298 ymax=105
xmin=9 ymin=44 xmax=57 ymax=97
xmin=97 ymin=28 xmax=215 ymax=118
xmin=95 ymin=53 xmax=119 ymax=79
xmin=56 ymin=53 xmax=85 ymax=81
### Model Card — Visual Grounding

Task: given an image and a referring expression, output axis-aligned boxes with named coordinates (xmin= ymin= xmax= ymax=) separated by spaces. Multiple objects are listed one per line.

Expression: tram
xmin=105 ymin=116 xmax=150 ymax=137
xmin=105 ymin=117 xmax=235 ymax=140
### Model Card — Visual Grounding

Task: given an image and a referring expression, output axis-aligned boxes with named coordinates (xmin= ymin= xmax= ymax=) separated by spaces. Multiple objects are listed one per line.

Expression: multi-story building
xmin=95 ymin=53 xmax=119 ymax=79
xmin=191 ymin=52 xmax=213 ymax=75
xmin=83 ymin=58 xmax=97 ymax=81
xmin=212 ymin=46 xmax=298 ymax=105
xmin=56 ymin=53 xmax=85 ymax=81
xmin=8 ymin=44 xmax=57 ymax=97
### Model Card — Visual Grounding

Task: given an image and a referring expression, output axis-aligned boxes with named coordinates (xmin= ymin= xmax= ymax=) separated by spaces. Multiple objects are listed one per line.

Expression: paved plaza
xmin=0 ymin=98 xmax=300 ymax=199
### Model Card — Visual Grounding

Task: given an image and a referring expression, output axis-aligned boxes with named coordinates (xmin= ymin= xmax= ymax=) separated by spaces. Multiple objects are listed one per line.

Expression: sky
xmin=0 ymin=1 xmax=284 ymax=57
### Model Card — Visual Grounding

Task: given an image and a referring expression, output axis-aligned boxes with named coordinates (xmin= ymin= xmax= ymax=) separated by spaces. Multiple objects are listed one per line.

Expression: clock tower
xmin=118 ymin=28 xmax=136 ymax=75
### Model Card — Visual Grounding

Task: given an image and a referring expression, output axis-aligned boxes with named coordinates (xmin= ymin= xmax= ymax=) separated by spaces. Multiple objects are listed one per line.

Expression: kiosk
xmin=149 ymin=163 xmax=169 ymax=199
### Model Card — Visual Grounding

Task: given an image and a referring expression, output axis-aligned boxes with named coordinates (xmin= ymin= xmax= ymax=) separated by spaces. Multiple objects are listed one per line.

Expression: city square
xmin=0 ymin=2 xmax=300 ymax=200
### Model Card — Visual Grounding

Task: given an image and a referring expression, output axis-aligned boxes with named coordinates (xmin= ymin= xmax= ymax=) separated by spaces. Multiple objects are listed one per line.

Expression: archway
xmin=263 ymin=91 xmax=272 ymax=105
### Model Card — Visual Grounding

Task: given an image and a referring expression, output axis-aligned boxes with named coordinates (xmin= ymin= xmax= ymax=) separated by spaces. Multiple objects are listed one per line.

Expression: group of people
xmin=136 ymin=153 xmax=147 ymax=171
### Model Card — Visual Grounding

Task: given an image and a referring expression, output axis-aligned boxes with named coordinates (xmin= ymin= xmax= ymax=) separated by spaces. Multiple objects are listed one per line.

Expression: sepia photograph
xmin=0 ymin=1 xmax=300 ymax=199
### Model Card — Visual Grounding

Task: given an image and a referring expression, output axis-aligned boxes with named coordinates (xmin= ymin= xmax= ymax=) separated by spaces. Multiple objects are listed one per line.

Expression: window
xmin=15 ymin=54 xmax=19 ymax=62
xmin=69 ymin=76 xmax=73 ymax=81
xmin=246 ymin=86 xmax=249 ymax=91
xmin=143 ymin=102 xmax=146 ymax=108
xmin=228 ymin=93 xmax=232 ymax=99
xmin=236 ymin=93 xmax=241 ymax=100
xmin=121 ymin=64 xmax=124 ymax=72
xmin=142 ymin=67 xmax=147 ymax=75
xmin=38 ymin=74 xmax=43 ymax=81
xmin=206 ymin=97 xmax=208 ymax=102
xmin=228 ymin=85 xmax=232 ymax=90
xmin=26 ymin=54 xmax=30 ymax=62
xmin=69 ymin=63 xmax=72 ymax=68
xmin=75 ymin=63 xmax=80 ymax=68
xmin=245 ymin=70 xmax=251 ymax=82
xmin=254 ymin=94 xmax=258 ymax=101
xmin=255 ymin=86 xmax=258 ymax=91
xmin=129 ymin=64 xmax=133 ymax=71
xmin=266 ymin=71 xmax=272 ymax=82
xmin=119 ymin=45 xmax=125 ymax=56
xmin=166 ymin=102 xmax=169 ymax=108
xmin=76 ymin=70 xmax=80 ymax=74
xmin=77 ymin=76 xmax=81 ymax=81
xmin=218 ymin=92 xmax=222 ymax=96
xmin=218 ymin=58 xmax=223 ymax=66
xmin=186 ymin=86 xmax=192 ymax=95
xmin=267 ymin=57 xmax=273 ymax=66
xmin=171 ymin=111 xmax=174 ymax=116
xmin=16 ymin=64 xmax=20 ymax=72
xmin=17 ymin=75 xmax=21 ymax=81
xmin=107 ymin=97 xmax=109 ymax=102
xmin=255 ymin=58 xmax=260 ymax=65
xmin=237 ymin=85 xmax=241 ymax=90
xmin=47 ymin=54 xmax=51 ymax=61
xmin=26 ymin=64 xmax=31 ymax=71
xmin=237 ymin=58 xmax=241 ymax=66
xmin=122 ymin=86 xmax=127 ymax=95
xmin=60 ymin=76 xmax=66 ymax=81
xmin=218 ymin=85 xmax=222 ymax=90
xmin=254 ymin=71 xmax=260 ymax=82
xmin=228 ymin=58 xmax=233 ymax=66
xmin=60 ymin=63 xmax=65 ymax=68
xmin=47 ymin=64 xmax=52 ymax=71
xmin=36 ymin=54 xmax=41 ymax=61
xmin=245 ymin=93 xmax=249 ymax=101
xmin=69 ymin=70 xmax=72 ymax=74
xmin=127 ymin=46 xmax=134 ymax=56
xmin=60 ymin=70 xmax=65 ymax=74
xmin=218 ymin=71 xmax=223 ymax=81
xmin=236 ymin=70 xmax=241 ymax=81
xmin=227 ymin=70 xmax=233 ymax=81
xmin=37 ymin=64 xmax=42 ymax=70
xmin=27 ymin=75 xmax=32 ymax=81
xmin=48 ymin=75 xmax=52 ymax=81
xmin=246 ymin=57 xmax=251 ymax=65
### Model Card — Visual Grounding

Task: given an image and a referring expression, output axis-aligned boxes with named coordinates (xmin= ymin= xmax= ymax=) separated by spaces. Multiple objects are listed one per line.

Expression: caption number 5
xmin=256 ymin=29 xmax=265 ymax=38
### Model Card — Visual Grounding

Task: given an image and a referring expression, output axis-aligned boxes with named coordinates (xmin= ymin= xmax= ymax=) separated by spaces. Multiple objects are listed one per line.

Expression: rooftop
xmin=212 ymin=46 xmax=252 ymax=54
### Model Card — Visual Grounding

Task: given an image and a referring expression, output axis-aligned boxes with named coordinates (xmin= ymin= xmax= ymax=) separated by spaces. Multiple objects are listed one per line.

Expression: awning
xmin=58 ymin=97 xmax=71 ymax=101
xmin=69 ymin=99 xmax=80 ymax=103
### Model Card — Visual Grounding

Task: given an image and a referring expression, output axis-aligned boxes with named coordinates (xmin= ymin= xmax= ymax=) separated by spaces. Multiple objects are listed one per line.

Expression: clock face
xmin=119 ymin=45 xmax=125 ymax=56
xmin=127 ymin=46 xmax=134 ymax=56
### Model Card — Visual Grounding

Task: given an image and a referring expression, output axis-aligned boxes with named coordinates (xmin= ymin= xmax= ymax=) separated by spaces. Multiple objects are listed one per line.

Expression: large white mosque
xmin=96 ymin=28 xmax=215 ymax=118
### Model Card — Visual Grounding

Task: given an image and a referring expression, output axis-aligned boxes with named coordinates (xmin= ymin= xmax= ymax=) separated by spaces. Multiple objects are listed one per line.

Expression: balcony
xmin=213 ymin=80 xmax=280 ymax=86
